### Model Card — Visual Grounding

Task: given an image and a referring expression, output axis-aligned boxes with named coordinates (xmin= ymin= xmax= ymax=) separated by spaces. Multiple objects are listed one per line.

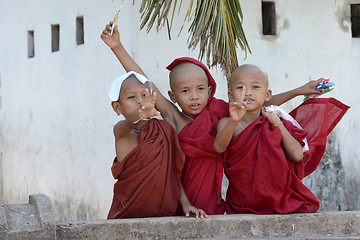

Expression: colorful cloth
xmin=107 ymin=119 xmax=185 ymax=219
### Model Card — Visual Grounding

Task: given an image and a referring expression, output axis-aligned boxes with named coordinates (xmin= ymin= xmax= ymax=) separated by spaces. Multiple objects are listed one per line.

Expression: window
xmin=351 ymin=4 xmax=360 ymax=38
xmin=51 ymin=24 xmax=60 ymax=52
xmin=27 ymin=30 xmax=35 ymax=58
xmin=262 ymin=1 xmax=276 ymax=35
xmin=76 ymin=16 xmax=84 ymax=45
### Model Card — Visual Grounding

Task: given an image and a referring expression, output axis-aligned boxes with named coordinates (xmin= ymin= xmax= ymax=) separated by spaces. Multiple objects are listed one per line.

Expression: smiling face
xmin=168 ymin=63 xmax=212 ymax=119
xmin=111 ymin=76 xmax=151 ymax=117
xmin=229 ymin=64 xmax=272 ymax=113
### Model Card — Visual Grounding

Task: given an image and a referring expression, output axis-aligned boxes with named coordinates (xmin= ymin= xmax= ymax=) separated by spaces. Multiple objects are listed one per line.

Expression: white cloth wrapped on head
xmin=264 ymin=105 xmax=309 ymax=152
xmin=108 ymin=71 xmax=152 ymax=101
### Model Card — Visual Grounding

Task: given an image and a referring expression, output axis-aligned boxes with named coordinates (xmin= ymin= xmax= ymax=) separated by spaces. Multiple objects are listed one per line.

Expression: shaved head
xmin=230 ymin=64 xmax=269 ymax=88
xmin=169 ymin=62 xmax=208 ymax=90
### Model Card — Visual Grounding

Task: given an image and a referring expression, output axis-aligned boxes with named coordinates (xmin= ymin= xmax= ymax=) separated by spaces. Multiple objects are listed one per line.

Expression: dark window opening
xmin=51 ymin=24 xmax=60 ymax=52
xmin=351 ymin=4 xmax=360 ymax=38
xmin=27 ymin=30 xmax=35 ymax=58
xmin=262 ymin=1 xmax=276 ymax=35
xmin=76 ymin=16 xmax=84 ymax=45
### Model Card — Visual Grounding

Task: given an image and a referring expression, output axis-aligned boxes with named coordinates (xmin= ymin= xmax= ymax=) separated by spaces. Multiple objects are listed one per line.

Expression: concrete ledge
xmin=2 ymin=194 xmax=360 ymax=239
xmin=1 ymin=194 xmax=56 ymax=240
xmin=56 ymin=211 xmax=360 ymax=240
xmin=29 ymin=194 xmax=55 ymax=232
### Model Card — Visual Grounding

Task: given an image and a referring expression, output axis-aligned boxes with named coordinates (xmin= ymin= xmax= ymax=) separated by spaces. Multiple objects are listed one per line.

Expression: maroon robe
xmin=107 ymin=119 xmax=185 ymax=219
xmin=225 ymin=98 xmax=349 ymax=214
xmin=167 ymin=57 xmax=229 ymax=215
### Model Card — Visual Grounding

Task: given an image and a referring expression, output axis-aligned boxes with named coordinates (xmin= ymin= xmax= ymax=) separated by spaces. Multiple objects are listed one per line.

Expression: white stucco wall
xmin=0 ymin=0 xmax=358 ymax=221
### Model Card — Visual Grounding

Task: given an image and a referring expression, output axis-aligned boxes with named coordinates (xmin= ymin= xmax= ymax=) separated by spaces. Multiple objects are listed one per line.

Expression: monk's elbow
xmin=292 ymin=150 xmax=303 ymax=163
xmin=214 ymin=143 xmax=225 ymax=153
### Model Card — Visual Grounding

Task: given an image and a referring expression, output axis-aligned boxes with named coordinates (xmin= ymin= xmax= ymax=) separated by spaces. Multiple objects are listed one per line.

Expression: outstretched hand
xmin=100 ymin=22 xmax=121 ymax=50
xmin=229 ymin=86 xmax=247 ymax=123
xmin=138 ymin=89 xmax=160 ymax=119
xmin=298 ymin=78 xmax=325 ymax=96
xmin=183 ymin=204 xmax=208 ymax=219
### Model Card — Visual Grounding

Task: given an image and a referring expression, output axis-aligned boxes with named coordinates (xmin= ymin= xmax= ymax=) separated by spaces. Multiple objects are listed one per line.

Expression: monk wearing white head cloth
xmin=107 ymin=71 xmax=206 ymax=219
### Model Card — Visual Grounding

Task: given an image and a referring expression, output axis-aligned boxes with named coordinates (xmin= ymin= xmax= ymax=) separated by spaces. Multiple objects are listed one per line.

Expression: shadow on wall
xmin=52 ymin=198 xmax=105 ymax=221
xmin=302 ymin=131 xmax=354 ymax=211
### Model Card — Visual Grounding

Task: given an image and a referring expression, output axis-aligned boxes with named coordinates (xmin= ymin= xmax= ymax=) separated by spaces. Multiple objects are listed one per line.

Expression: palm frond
xmin=137 ymin=0 xmax=251 ymax=80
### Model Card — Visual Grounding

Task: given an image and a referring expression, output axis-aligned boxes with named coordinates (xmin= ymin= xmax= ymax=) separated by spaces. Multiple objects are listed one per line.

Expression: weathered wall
xmin=0 ymin=0 xmax=358 ymax=222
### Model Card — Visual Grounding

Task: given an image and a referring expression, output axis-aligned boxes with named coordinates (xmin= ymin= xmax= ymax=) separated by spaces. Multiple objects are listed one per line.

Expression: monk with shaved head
xmin=214 ymin=64 xmax=349 ymax=214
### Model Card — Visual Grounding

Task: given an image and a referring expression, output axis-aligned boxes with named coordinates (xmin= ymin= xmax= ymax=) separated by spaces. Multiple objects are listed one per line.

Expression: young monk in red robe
xmin=214 ymin=64 xmax=349 ymax=214
xmin=101 ymin=23 xmax=329 ymax=215
xmin=106 ymin=71 xmax=206 ymax=219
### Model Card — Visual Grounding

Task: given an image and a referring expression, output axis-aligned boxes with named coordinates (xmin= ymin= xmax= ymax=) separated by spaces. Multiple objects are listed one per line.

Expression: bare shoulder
xmin=114 ymin=130 xmax=138 ymax=163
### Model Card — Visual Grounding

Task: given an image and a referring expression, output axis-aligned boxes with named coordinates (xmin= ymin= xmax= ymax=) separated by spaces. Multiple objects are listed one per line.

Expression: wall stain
xmin=335 ymin=0 xmax=351 ymax=33
xmin=282 ymin=19 xmax=290 ymax=30
xmin=302 ymin=132 xmax=350 ymax=211
xmin=0 ymin=152 xmax=3 ymax=198
xmin=259 ymin=16 xmax=290 ymax=42
xmin=53 ymin=197 xmax=103 ymax=221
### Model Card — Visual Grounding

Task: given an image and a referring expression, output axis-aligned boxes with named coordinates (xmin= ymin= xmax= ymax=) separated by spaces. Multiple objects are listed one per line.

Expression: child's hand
xmin=100 ymin=22 xmax=121 ymax=50
xmin=138 ymin=89 xmax=160 ymax=119
xmin=229 ymin=86 xmax=247 ymax=122
xmin=183 ymin=204 xmax=208 ymax=219
xmin=262 ymin=106 xmax=282 ymax=126
xmin=298 ymin=78 xmax=325 ymax=96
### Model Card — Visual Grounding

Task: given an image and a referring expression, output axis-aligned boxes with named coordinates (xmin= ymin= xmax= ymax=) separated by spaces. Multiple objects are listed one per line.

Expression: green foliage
xmin=138 ymin=0 xmax=251 ymax=80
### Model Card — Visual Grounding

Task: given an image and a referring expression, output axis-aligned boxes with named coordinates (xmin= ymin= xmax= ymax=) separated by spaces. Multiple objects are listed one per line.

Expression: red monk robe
xmin=225 ymin=97 xmax=349 ymax=214
xmin=289 ymin=97 xmax=350 ymax=179
xmin=107 ymin=118 xmax=185 ymax=219
xmin=166 ymin=58 xmax=229 ymax=215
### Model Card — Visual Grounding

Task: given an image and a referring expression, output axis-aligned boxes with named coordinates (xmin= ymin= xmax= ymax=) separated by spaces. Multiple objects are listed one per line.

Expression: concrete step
xmin=5 ymin=203 xmax=41 ymax=232
xmin=1 ymin=194 xmax=360 ymax=239
xmin=56 ymin=211 xmax=360 ymax=240
xmin=0 ymin=194 xmax=55 ymax=240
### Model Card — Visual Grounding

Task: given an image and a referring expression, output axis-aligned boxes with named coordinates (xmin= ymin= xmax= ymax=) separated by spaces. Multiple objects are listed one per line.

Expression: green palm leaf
xmin=137 ymin=0 xmax=251 ymax=80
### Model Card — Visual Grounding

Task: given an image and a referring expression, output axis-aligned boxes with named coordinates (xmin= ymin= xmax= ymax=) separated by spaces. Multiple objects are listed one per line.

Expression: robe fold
xmin=107 ymin=119 xmax=185 ymax=219
xmin=225 ymin=97 xmax=349 ymax=214
xmin=289 ymin=97 xmax=350 ymax=179
xmin=225 ymin=117 xmax=320 ymax=214
xmin=167 ymin=57 xmax=229 ymax=215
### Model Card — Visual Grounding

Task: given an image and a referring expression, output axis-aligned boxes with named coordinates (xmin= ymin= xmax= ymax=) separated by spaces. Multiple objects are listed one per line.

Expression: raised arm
xmin=214 ymin=118 xmax=237 ymax=153
xmin=214 ymin=87 xmax=247 ymax=153
xmin=262 ymin=108 xmax=303 ymax=162
xmin=101 ymin=23 xmax=181 ymax=127
xmin=101 ymin=23 xmax=145 ymax=75
xmin=265 ymin=78 xmax=324 ymax=106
